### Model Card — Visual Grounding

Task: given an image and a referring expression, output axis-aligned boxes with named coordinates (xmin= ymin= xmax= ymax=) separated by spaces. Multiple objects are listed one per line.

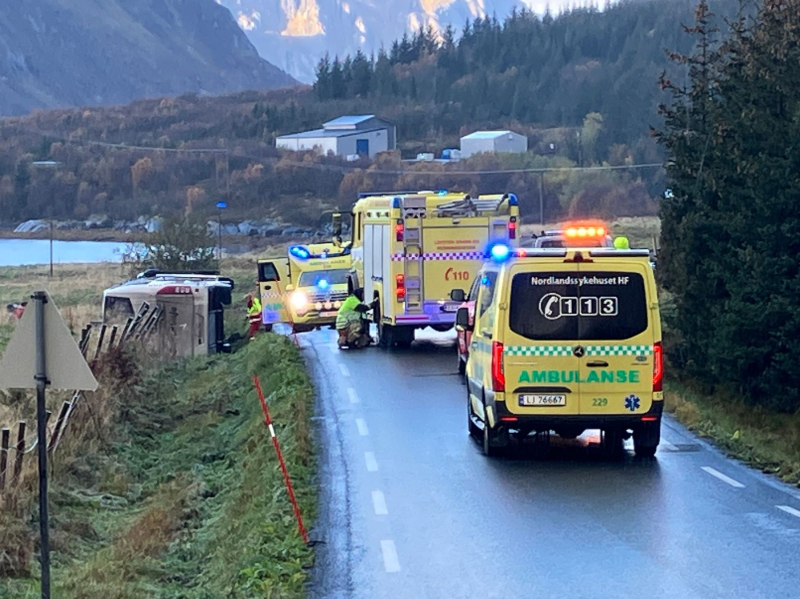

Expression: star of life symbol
xmin=625 ymin=395 xmax=641 ymax=412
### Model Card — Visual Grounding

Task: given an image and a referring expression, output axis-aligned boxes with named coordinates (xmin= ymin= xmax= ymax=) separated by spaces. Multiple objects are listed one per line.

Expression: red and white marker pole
xmin=253 ymin=375 xmax=309 ymax=544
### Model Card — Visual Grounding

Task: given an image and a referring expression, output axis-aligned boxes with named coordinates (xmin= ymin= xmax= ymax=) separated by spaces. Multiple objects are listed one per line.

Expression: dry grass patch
xmin=665 ymin=381 xmax=800 ymax=485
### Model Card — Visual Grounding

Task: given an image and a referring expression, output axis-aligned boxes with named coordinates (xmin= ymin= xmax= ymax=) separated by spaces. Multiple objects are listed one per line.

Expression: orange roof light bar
xmin=564 ymin=221 xmax=607 ymax=238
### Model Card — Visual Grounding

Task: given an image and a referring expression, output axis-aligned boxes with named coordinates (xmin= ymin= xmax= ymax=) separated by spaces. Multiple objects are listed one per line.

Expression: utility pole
xmin=538 ymin=173 xmax=545 ymax=225
xmin=216 ymin=201 xmax=227 ymax=263
xmin=31 ymin=161 xmax=62 ymax=278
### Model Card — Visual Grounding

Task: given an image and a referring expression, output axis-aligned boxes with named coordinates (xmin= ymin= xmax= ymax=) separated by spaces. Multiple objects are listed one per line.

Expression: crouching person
xmin=336 ymin=288 xmax=371 ymax=349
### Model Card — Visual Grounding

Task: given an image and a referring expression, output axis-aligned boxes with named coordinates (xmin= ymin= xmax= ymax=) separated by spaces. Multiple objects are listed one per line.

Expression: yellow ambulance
xmin=258 ymin=241 xmax=351 ymax=333
xmin=349 ymin=190 xmax=519 ymax=348
xmin=457 ymin=243 xmax=663 ymax=457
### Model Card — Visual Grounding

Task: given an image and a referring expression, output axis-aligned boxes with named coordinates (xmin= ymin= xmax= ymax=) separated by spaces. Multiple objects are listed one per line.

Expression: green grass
xmin=1 ymin=334 xmax=316 ymax=598
xmin=665 ymin=380 xmax=800 ymax=486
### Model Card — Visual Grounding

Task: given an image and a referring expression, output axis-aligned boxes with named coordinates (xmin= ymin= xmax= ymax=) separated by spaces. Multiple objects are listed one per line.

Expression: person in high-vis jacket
xmin=336 ymin=288 xmax=371 ymax=348
xmin=246 ymin=292 xmax=262 ymax=339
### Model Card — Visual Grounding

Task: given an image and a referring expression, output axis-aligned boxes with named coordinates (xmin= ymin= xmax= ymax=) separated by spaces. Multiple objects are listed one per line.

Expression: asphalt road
xmin=303 ymin=328 xmax=800 ymax=599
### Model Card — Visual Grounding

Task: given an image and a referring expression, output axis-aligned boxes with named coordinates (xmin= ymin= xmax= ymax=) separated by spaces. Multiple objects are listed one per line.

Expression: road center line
xmin=365 ymin=452 xmax=378 ymax=472
xmin=372 ymin=490 xmax=388 ymax=515
xmin=380 ymin=540 xmax=401 ymax=573
xmin=702 ymin=466 xmax=745 ymax=488
xmin=347 ymin=387 xmax=360 ymax=404
xmin=356 ymin=418 xmax=369 ymax=436
xmin=339 ymin=363 xmax=351 ymax=377
xmin=776 ymin=505 xmax=800 ymax=519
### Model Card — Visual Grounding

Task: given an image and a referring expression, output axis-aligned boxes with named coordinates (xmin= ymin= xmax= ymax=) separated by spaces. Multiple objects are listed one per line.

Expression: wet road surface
xmin=303 ymin=328 xmax=800 ymax=599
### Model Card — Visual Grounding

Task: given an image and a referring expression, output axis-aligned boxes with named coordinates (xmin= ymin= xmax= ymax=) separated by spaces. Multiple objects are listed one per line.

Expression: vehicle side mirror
xmin=456 ymin=307 xmax=472 ymax=330
xmin=347 ymin=275 xmax=355 ymax=295
xmin=450 ymin=289 xmax=466 ymax=302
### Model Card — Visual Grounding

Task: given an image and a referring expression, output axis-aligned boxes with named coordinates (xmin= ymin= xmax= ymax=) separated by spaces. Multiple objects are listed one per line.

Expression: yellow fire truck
xmin=258 ymin=239 xmax=352 ymax=333
xmin=349 ymin=190 xmax=519 ymax=348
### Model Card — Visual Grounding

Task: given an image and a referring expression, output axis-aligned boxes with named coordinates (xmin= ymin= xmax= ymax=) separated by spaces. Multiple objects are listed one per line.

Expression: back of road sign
xmin=0 ymin=290 xmax=98 ymax=391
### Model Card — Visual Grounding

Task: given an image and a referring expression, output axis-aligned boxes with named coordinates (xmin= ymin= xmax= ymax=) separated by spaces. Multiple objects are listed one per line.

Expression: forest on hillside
xmin=0 ymin=0 xmax=740 ymax=227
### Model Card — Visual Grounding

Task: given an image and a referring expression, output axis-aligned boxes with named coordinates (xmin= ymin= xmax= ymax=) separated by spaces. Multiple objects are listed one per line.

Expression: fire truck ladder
xmin=401 ymin=196 xmax=426 ymax=312
xmin=434 ymin=196 xmax=508 ymax=217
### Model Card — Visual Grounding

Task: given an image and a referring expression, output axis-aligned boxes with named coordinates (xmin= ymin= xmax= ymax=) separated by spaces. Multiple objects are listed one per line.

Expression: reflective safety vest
xmin=336 ymin=295 xmax=361 ymax=329
xmin=248 ymin=297 xmax=262 ymax=323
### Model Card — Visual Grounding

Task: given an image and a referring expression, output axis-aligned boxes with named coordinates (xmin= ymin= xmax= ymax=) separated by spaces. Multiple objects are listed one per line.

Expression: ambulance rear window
xmin=508 ymin=270 xmax=648 ymax=341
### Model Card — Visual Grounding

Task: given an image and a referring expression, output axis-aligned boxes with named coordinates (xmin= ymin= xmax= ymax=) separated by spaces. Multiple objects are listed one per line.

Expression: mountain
xmin=0 ymin=0 xmax=297 ymax=116
xmin=219 ymin=0 xmax=531 ymax=83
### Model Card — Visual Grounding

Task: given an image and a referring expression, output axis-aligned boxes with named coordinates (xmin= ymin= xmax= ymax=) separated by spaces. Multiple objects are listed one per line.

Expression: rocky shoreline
xmin=2 ymin=216 xmax=344 ymax=244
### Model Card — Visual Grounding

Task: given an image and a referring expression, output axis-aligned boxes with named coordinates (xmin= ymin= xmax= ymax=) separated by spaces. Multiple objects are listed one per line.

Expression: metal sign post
xmin=33 ymin=292 xmax=51 ymax=597
xmin=0 ymin=289 xmax=98 ymax=599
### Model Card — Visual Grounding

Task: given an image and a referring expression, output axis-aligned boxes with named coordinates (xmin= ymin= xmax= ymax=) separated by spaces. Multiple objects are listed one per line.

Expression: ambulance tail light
xmin=395 ymin=274 xmax=406 ymax=302
xmin=491 ymin=341 xmax=505 ymax=392
xmin=395 ymin=220 xmax=404 ymax=242
xmin=653 ymin=342 xmax=663 ymax=392
xmin=508 ymin=217 xmax=517 ymax=240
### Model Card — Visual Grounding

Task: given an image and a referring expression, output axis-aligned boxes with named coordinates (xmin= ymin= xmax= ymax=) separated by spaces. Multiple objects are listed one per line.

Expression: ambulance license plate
xmin=442 ymin=304 xmax=459 ymax=312
xmin=320 ymin=311 xmax=337 ymax=317
xmin=519 ymin=394 xmax=566 ymax=407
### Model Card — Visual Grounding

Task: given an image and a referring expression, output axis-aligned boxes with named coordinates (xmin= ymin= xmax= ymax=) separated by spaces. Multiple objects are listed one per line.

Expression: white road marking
xmin=380 ymin=540 xmax=401 ymax=573
xmin=372 ymin=490 xmax=388 ymax=515
xmin=356 ymin=418 xmax=369 ymax=436
xmin=339 ymin=363 xmax=351 ymax=377
xmin=776 ymin=505 xmax=800 ymax=519
xmin=365 ymin=452 xmax=378 ymax=472
xmin=702 ymin=466 xmax=745 ymax=488
xmin=347 ymin=388 xmax=360 ymax=404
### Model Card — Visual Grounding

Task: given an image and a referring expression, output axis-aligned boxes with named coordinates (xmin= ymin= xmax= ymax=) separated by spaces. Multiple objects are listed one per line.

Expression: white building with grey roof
xmin=276 ymin=115 xmax=396 ymax=159
xmin=460 ymin=130 xmax=528 ymax=159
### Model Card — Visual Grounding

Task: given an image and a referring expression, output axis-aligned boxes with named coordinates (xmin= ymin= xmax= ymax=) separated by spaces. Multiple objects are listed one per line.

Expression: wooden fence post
xmin=0 ymin=427 xmax=9 ymax=492
xmin=48 ymin=402 xmax=72 ymax=452
xmin=117 ymin=317 xmax=134 ymax=349
xmin=80 ymin=325 xmax=93 ymax=357
xmin=93 ymin=324 xmax=108 ymax=360
xmin=107 ymin=325 xmax=119 ymax=351
xmin=12 ymin=421 xmax=25 ymax=486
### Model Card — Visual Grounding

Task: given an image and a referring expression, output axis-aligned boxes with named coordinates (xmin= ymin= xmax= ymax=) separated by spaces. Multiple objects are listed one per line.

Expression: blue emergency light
xmin=489 ymin=243 xmax=511 ymax=262
xmin=317 ymin=279 xmax=330 ymax=290
xmin=507 ymin=193 xmax=519 ymax=206
xmin=289 ymin=245 xmax=310 ymax=260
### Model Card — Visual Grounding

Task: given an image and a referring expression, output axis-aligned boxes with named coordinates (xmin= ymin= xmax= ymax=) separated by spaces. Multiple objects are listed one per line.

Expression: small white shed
xmin=460 ymin=130 xmax=528 ymax=159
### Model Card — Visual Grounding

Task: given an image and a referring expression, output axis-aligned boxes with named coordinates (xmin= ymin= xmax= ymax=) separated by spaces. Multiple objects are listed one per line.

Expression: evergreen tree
xmin=314 ymin=54 xmax=332 ymax=100
xmin=657 ymin=0 xmax=800 ymax=412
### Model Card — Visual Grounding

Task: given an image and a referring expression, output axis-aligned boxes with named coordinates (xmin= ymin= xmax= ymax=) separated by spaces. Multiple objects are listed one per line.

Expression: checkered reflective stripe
xmin=587 ymin=345 xmax=653 ymax=356
xmin=391 ymin=251 xmax=485 ymax=261
xmin=505 ymin=346 xmax=573 ymax=357
xmin=504 ymin=345 xmax=653 ymax=357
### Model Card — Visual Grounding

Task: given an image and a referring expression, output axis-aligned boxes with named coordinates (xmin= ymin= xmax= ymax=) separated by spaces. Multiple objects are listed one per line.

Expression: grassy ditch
xmin=1 ymin=334 xmax=316 ymax=598
xmin=665 ymin=381 xmax=800 ymax=486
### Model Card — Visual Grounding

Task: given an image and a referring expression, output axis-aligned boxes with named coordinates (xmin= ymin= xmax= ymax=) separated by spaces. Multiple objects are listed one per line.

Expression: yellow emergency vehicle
xmin=457 ymin=242 xmax=663 ymax=458
xmin=258 ymin=240 xmax=352 ymax=333
xmin=350 ymin=190 xmax=519 ymax=348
